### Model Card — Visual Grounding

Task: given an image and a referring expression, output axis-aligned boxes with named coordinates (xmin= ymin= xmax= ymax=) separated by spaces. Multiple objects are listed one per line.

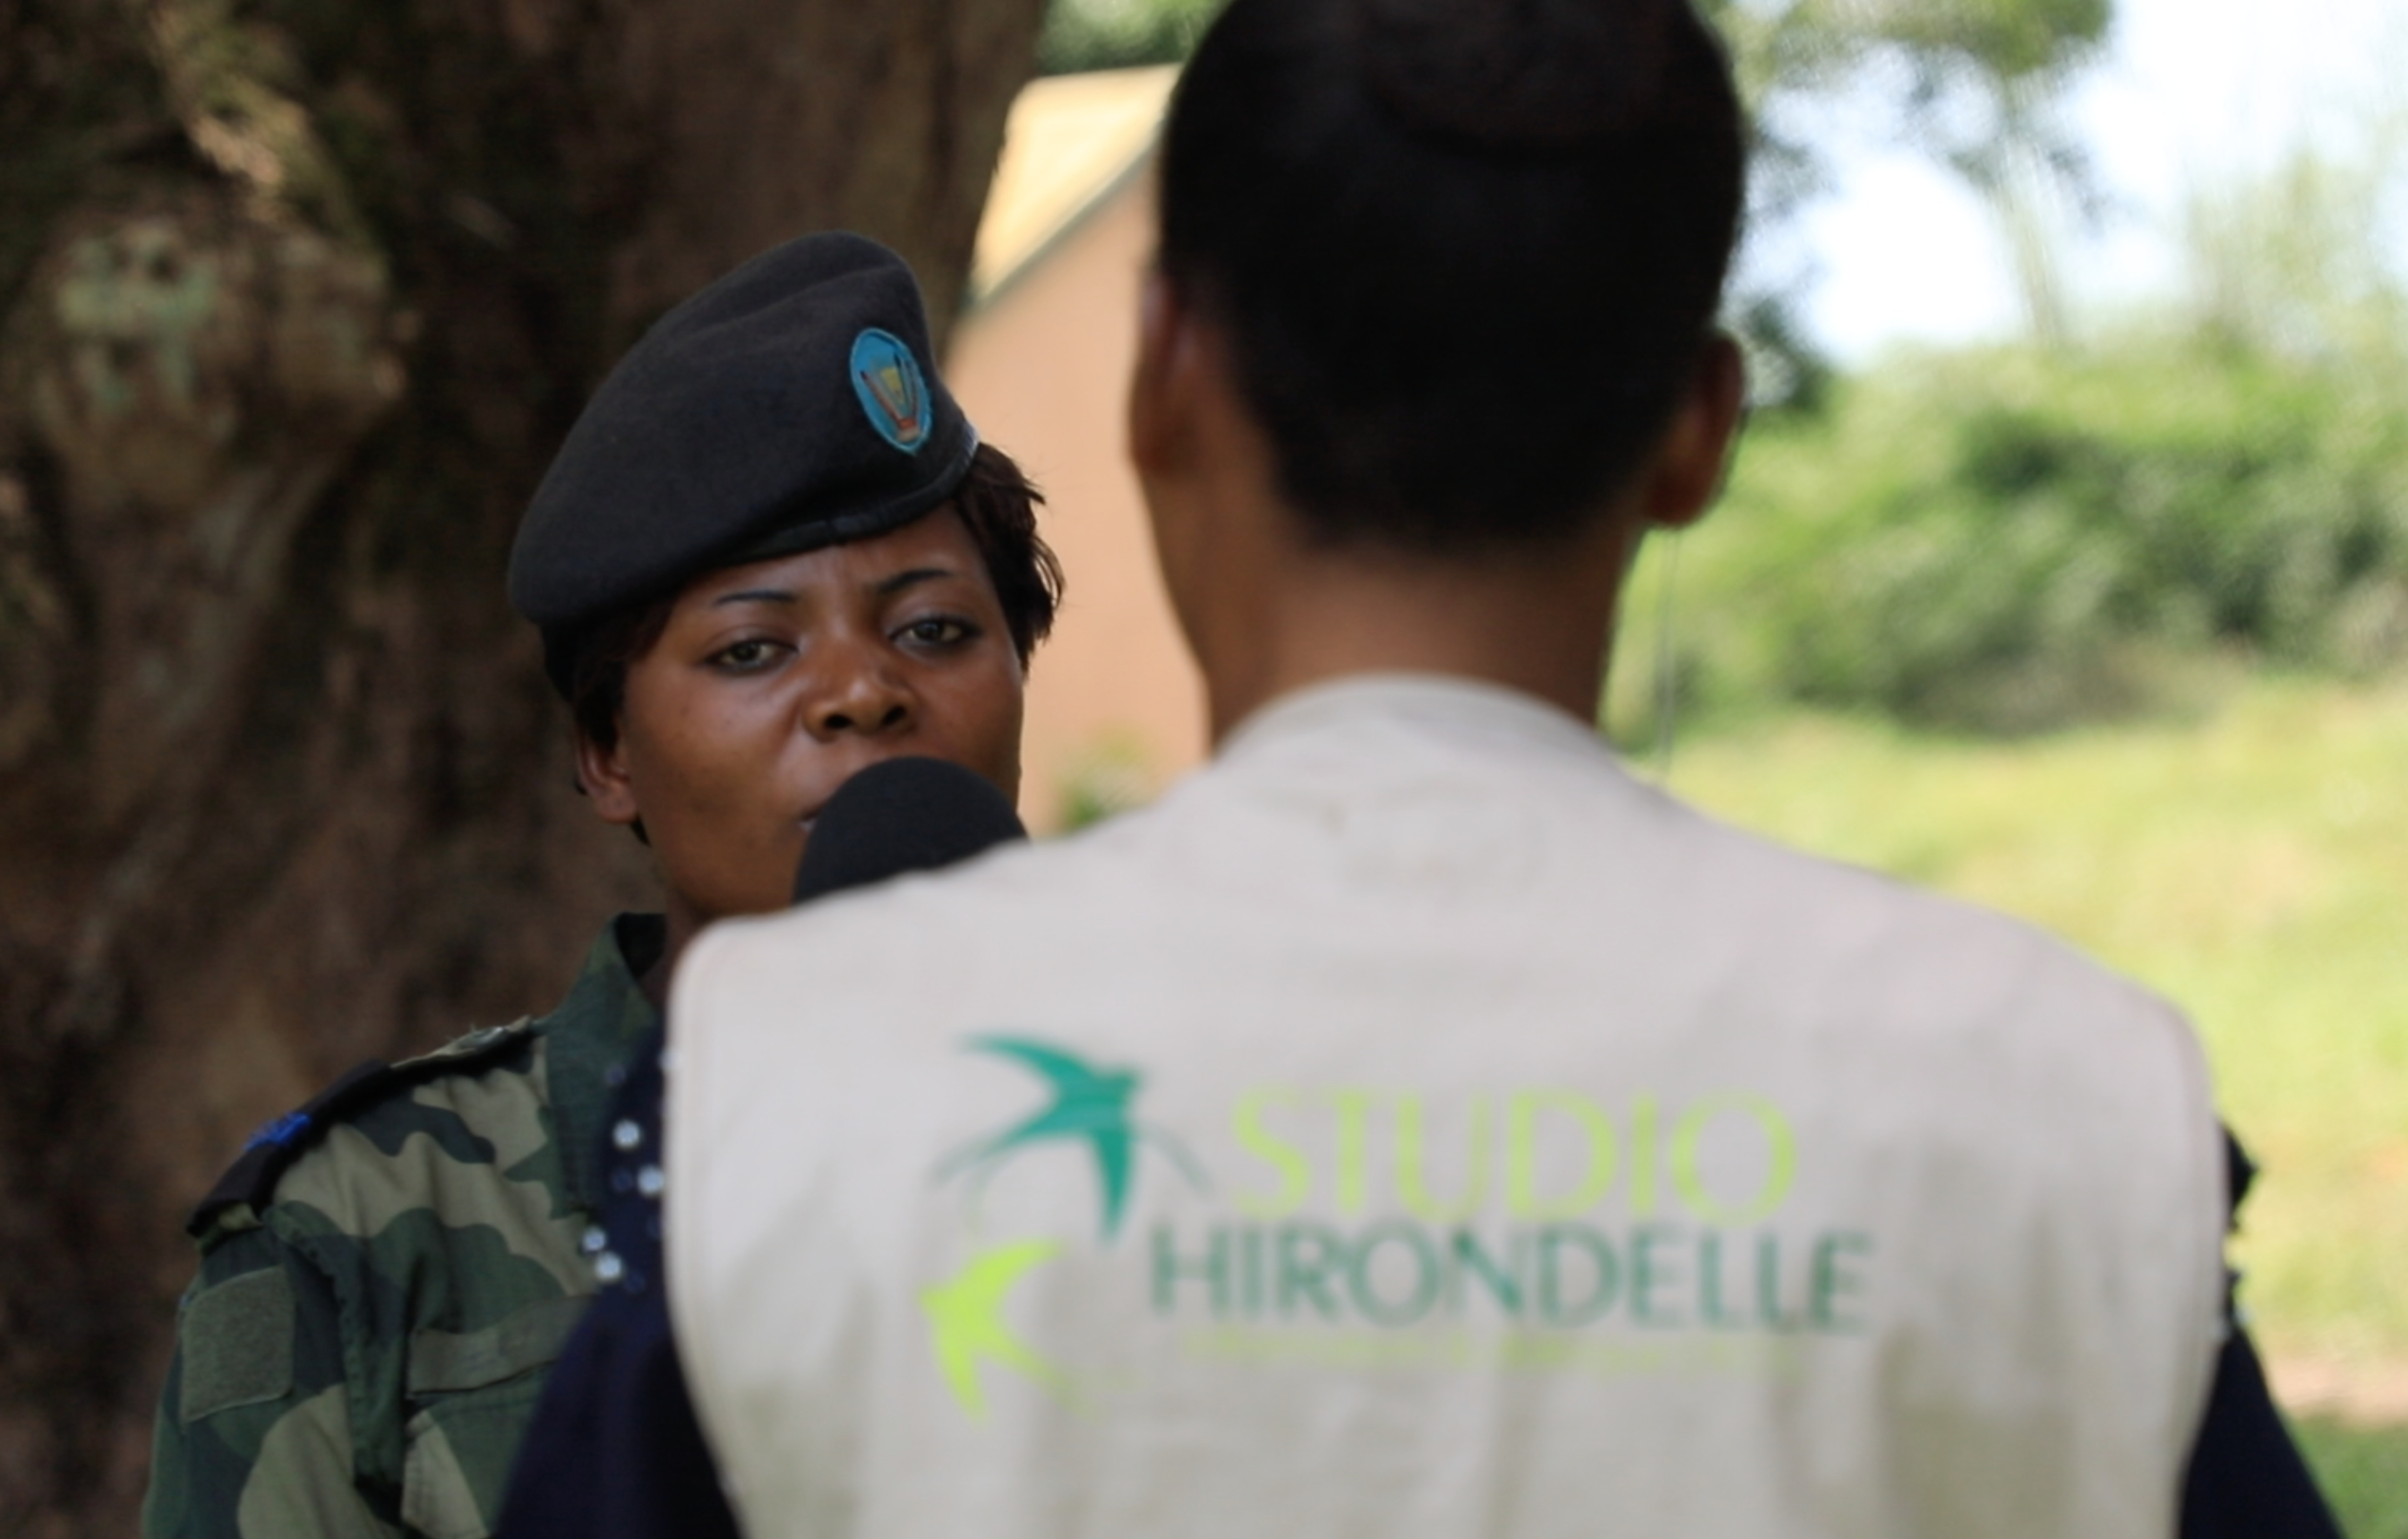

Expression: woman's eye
xmin=710 ymin=639 xmax=782 ymax=671
xmin=900 ymin=616 xmax=973 ymax=647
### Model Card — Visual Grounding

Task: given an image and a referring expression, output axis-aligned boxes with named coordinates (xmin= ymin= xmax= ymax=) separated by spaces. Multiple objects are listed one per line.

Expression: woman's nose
xmin=802 ymin=641 xmax=913 ymax=740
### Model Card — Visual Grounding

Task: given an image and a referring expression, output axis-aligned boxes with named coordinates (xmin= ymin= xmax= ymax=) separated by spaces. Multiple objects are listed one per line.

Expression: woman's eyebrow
xmin=708 ymin=588 xmax=796 ymax=609
xmin=870 ymin=566 xmax=954 ymax=597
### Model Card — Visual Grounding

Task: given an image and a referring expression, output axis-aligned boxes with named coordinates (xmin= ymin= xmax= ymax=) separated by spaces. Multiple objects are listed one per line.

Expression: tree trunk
xmin=0 ymin=0 xmax=1047 ymax=1529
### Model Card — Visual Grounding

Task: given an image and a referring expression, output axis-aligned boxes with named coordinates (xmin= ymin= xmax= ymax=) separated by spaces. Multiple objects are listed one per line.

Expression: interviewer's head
xmin=1131 ymin=0 xmax=1750 ymax=731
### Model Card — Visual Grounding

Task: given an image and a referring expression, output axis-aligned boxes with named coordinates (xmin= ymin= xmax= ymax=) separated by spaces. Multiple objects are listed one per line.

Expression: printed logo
xmin=850 ymin=328 xmax=930 ymax=452
xmin=1163 ymin=1089 xmax=1863 ymax=1341
xmin=935 ymin=1036 xmax=1206 ymax=1240
xmin=919 ymin=1043 xmax=1879 ymax=1422
xmin=921 ymin=1240 xmax=1075 ymax=1418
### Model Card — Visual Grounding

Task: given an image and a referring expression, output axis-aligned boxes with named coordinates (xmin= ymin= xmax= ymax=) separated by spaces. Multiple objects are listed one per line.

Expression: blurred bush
xmin=1036 ymin=0 xmax=1223 ymax=74
xmin=1634 ymin=335 xmax=2408 ymax=736
xmin=1613 ymin=132 xmax=2408 ymax=741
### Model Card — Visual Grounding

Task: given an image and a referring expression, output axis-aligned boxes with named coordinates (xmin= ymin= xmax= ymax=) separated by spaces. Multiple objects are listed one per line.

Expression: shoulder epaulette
xmin=185 ymin=1021 xmax=536 ymax=1237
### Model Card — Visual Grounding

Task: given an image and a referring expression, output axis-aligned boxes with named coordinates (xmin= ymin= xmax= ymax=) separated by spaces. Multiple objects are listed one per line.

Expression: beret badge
xmin=851 ymin=327 xmax=930 ymax=453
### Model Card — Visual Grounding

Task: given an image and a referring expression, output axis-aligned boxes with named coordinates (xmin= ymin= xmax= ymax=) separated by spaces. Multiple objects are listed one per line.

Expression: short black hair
xmin=1158 ymin=0 xmax=1746 ymax=552
xmin=569 ymin=441 xmax=1061 ymax=756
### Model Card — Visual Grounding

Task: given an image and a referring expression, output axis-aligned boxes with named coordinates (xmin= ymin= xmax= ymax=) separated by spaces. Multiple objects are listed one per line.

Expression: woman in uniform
xmin=141 ymin=231 xmax=1059 ymax=1539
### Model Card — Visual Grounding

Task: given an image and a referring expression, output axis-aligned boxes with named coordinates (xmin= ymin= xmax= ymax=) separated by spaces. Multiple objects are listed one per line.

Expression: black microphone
xmin=791 ymin=756 xmax=1027 ymax=905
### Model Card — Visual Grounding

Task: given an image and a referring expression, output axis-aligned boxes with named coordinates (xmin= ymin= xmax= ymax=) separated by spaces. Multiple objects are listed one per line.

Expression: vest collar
xmin=1216 ymin=672 xmax=1611 ymax=769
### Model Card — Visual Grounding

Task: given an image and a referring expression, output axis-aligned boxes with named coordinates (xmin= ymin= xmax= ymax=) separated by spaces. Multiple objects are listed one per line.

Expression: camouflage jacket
xmin=143 ymin=916 xmax=664 ymax=1539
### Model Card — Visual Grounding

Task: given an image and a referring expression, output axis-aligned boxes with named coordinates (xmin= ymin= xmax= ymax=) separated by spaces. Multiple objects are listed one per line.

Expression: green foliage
xmin=1036 ymin=0 xmax=1226 ymax=75
xmin=1712 ymin=0 xmax=2117 ymax=341
xmin=1616 ymin=130 xmax=2408 ymax=739
xmin=1618 ymin=333 xmax=2408 ymax=736
xmin=2186 ymin=136 xmax=2408 ymax=366
xmin=1054 ymin=732 xmax=1157 ymax=830
xmin=1848 ymin=0 xmax=2110 ymax=85
xmin=2297 ymin=1418 xmax=2408 ymax=1539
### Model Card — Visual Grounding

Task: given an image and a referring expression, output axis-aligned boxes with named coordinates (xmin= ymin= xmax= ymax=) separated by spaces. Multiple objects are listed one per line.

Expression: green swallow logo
xmin=920 ymin=1239 xmax=1072 ymax=1418
xmin=935 ymin=1036 xmax=1205 ymax=1239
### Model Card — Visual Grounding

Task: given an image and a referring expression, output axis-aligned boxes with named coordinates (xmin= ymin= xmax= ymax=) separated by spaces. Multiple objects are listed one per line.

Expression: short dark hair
xmin=1157 ymin=0 xmax=1746 ymax=552
xmin=569 ymin=441 xmax=1062 ymax=755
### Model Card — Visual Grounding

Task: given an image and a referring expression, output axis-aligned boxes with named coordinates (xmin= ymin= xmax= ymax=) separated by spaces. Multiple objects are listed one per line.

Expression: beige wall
xmin=947 ymin=171 xmax=1206 ymax=832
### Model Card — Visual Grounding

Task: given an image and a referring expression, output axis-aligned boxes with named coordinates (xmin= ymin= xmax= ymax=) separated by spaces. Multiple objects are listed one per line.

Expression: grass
xmin=1664 ymin=674 xmax=2408 ymax=1527
xmin=2299 ymin=1417 xmax=2408 ymax=1539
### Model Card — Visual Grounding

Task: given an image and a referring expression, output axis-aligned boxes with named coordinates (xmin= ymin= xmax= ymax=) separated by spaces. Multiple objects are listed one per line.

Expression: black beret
xmin=509 ymin=231 xmax=977 ymax=695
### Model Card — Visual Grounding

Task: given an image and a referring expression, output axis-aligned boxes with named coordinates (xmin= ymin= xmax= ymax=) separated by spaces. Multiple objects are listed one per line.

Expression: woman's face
xmin=578 ymin=508 xmax=1026 ymax=946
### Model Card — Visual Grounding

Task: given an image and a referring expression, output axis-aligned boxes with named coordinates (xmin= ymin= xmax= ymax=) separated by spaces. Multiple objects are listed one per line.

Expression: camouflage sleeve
xmin=148 ymin=1025 xmax=599 ymax=1539
xmin=143 ymin=1217 xmax=404 ymax=1539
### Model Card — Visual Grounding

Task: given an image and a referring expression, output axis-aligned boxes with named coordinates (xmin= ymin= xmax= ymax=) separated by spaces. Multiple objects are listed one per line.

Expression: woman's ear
xmin=1638 ymin=333 xmax=1747 ymax=531
xmin=573 ymin=724 xmax=642 ymax=828
xmin=1128 ymin=267 xmax=1197 ymax=481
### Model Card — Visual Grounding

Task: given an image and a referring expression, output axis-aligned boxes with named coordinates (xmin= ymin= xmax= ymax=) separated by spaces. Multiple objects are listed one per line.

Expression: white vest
xmin=670 ymin=676 xmax=2223 ymax=1539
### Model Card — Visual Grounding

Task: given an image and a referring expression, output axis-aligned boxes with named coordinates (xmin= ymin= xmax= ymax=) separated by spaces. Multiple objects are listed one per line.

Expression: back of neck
xmin=1199 ymin=524 xmax=1636 ymax=746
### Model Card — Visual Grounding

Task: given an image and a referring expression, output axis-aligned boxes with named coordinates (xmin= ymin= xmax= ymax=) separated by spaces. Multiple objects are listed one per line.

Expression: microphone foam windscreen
xmin=791 ymin=757 xmax=1028 ymax=905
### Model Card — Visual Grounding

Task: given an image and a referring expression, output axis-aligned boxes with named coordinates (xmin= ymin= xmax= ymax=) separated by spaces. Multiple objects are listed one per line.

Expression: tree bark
xmin=0 ymin=0 xmax=1047 ymax=1530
